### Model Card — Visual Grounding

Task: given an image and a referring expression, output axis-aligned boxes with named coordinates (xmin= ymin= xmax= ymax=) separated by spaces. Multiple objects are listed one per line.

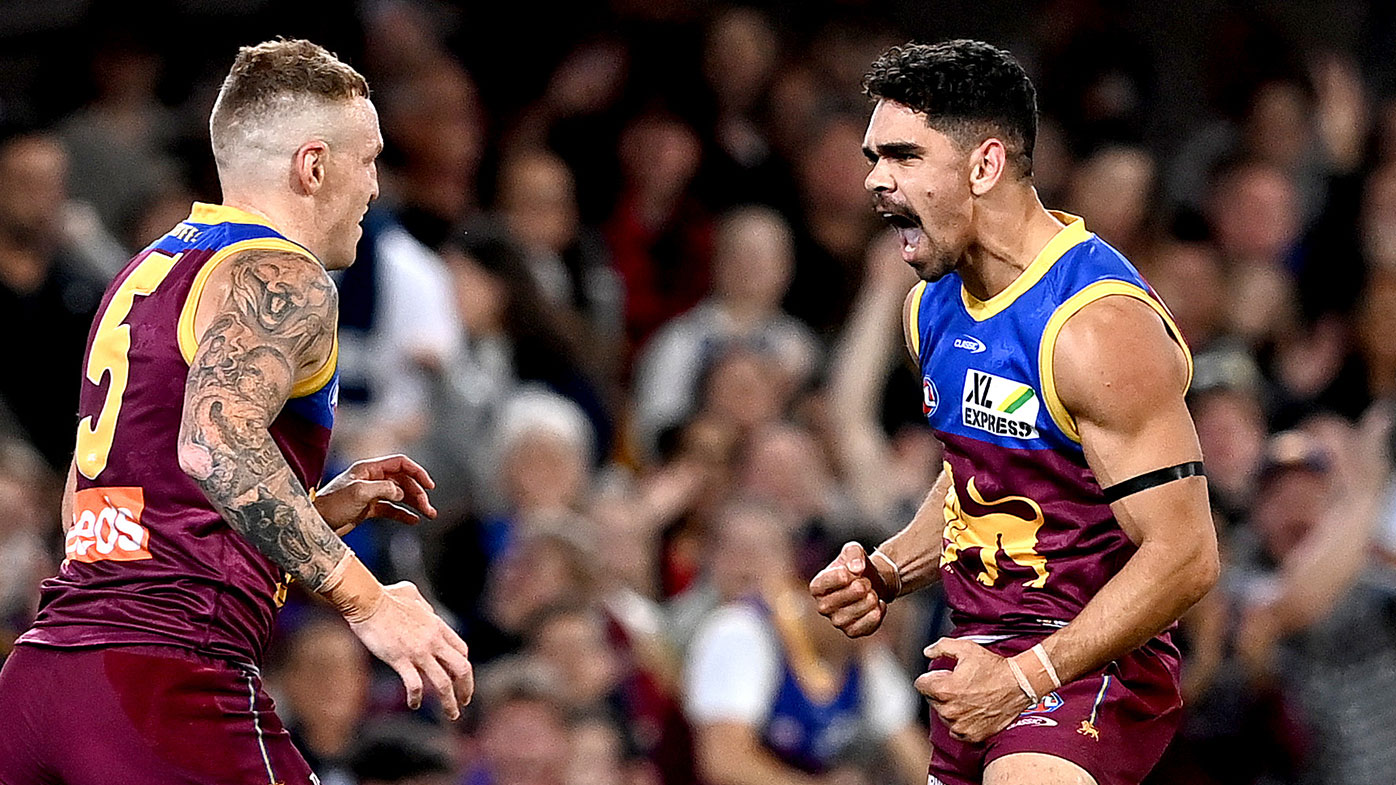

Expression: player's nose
xmin=865 ymin=158 xmax=894 ymax=194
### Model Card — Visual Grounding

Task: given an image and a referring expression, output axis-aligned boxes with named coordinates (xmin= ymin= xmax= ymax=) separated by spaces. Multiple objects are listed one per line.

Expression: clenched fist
xmin=809 ymin=542 xmax=899 ymax=638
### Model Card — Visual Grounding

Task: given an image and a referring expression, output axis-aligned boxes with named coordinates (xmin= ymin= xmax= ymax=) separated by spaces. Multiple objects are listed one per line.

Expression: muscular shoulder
xmin=202 ymin=249 xmax=337 ymax=374
xmin=1052 ymin=294 xmax=1188 ymax=432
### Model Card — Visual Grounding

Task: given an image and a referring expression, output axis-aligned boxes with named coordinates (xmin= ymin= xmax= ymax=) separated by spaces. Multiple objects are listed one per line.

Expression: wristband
xmin=317 ymin=551 xmax=386 ymax=623
xmin=868 ymin=549 xmax=903 ymax=602
xmin=1010 ymin=648 xmax=1057 ymax=701
xmin=1006 ymin=656 xmax=1039 ymax=703
xmin=1032 ymin=644 xmax=1062 ymax=689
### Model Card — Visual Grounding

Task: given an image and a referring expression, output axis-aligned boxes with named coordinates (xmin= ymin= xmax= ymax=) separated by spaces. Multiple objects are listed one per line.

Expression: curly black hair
xmin=864 ymin=40 xmax=1037 ymax=177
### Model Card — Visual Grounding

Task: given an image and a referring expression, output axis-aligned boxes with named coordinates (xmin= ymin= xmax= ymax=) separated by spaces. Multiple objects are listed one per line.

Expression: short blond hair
xmin=210 ymin=39 xmax=369 ymax=171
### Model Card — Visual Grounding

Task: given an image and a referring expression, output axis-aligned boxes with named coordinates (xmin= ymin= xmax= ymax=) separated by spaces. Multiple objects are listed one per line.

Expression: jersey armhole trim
xmin=289 ymin=335 xmax=338 ymax=398
xmin=1038 ymin=280 xmax=1194 ymax=443
xmin=177 ymin=237 xmax=323 ymax=364
xmin=907 ymin=281 xmax=928 ymax=362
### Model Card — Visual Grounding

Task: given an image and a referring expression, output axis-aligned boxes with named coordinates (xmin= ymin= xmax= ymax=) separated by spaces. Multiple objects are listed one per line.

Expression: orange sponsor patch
xmin=67 ymin=486 xmax=152 ymax=563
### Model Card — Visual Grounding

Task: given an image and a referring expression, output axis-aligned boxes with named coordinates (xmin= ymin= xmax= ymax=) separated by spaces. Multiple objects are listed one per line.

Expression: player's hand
xmin=916 ymin=638 xmax=1032 ymax=743
xmin=315 ymin=454 xmax=437 ymax=535
xmin=348 ymin=581 xmax=473 ymax=720
xmin=809 ymin=542 xmax=893 ymax=638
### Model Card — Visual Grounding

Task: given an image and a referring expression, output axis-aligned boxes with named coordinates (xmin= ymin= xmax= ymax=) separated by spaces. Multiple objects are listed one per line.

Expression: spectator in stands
xmin=1209 ymin=416 xmax=1396 ymax=785
xmin=683 ymin=513 xmax=929 ymax=785
xmin=425 ymin=228 xmax=612 ymax=508
xmin=568 ymin=713 xmax=661 ymax=785
xmin=349 ymin=718 xmax=460 ymax=785
xmin=332 ymin=202 xmax=461 ymax=463
xmin=784 ymin=115 xmax=881 ymax=337
xmin=495 ymin=147 xmax=622 ymax=374
xmin=738 ymin=423 xmax=864 ymax=553
xmin=57 ymin=33 xmax=179 ymax=247
xmin=1063 ymin=145 xmax=1156 ymax=259
xmin=606 ymin=111 xmax=713 ymax=353
xmin=463 ymin=658 xmax=573 ymax=785
xmin=693 ymin=8 xmax=797 ymax=216
xmin=474 ymin=527 xmax=598 ymax=663
xmin=1206 ymin=159 xmax=1304 ymax=350
xmin=377 ymin=57 xmax=484 ymax=249
xmin=634 ymin=206 xmax=818 ymax=455
xmin=1137 ymin=239 xmax=1229 ymax=351
xmin=1187 ymin=351 xmax=1269 ymax=521
xmin=0 ymin=133 xmax=108 ymax=471
xmin=271 ymin=616 xmax=372 ymax=785
xmin=0 ymin=439 xmax=57 ymax=659
xmin=529 ymin=604 xmax=696 ymax=785
xmin=667 ymin=501 xmax=796 ymax=654
xmin=694 ymin=345 xmax=787 ymax=441
xmin=824 ymin=234 xmax=935 ymax=533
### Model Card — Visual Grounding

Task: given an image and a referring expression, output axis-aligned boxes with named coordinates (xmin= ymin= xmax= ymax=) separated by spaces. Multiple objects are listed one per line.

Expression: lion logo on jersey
xmin=940 ymin=464 xmax=1049 ymax=588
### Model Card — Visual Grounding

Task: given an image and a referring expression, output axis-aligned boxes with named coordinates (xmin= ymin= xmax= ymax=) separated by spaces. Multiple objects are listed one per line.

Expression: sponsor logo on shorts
xmin=954 ymin=335 xmax=987 ymax=354
xmin=962 ymin=369 xmax=1039 ymax=439
xmin=928 ymin=776 xmax=948 ymax=785
xmin=66 ymin=486 xmax=151 ymax=563
xmin=1021 ymin=691 xmax=1064 ymax=714
xmin=1007 ymin=715 xmax=1059 ymax=730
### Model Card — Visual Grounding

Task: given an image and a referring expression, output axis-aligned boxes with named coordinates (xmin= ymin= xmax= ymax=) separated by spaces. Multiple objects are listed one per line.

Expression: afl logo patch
xmin=922 ymin=376 xmax=939 ymax=416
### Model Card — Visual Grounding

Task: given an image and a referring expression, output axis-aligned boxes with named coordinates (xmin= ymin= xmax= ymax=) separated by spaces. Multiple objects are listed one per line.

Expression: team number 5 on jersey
xmin=75 ymin=251 xmax=182 ymax=480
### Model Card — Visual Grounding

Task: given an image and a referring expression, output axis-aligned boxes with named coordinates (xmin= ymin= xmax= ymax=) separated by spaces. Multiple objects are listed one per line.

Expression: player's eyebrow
xmin=863 ymin=141 xmax=925 ymax=162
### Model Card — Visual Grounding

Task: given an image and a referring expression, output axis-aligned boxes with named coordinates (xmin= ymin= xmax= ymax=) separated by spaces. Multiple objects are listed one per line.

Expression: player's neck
xmin=959 ymin=187 xmax=1064 ymax=302
xmin=220 ymin=194 xmax=326 ymax=265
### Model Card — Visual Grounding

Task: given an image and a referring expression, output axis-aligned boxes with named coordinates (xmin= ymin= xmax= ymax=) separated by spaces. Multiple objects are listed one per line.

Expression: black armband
xmin=1101 ymin=461 xmax=1205 ymax=503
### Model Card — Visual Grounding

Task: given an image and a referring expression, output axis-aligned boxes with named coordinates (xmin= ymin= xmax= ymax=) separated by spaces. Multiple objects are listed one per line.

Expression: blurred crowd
xmin=3 ymin=1 xmax=1396 ymax=784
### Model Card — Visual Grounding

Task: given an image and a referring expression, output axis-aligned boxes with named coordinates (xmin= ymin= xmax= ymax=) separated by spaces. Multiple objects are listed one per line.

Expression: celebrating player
xmin=809 ymin=41 xmax=1218 ymax=785
xmin=0 ymin=39 xmax=472 ymax=785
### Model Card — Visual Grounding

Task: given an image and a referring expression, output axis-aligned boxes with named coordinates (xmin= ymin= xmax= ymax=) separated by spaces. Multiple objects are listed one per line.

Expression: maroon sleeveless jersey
xmin=910 ymin=214 xmax=1190 ymax=649
xmin=19 ymin=203 xmax=339 ymax=666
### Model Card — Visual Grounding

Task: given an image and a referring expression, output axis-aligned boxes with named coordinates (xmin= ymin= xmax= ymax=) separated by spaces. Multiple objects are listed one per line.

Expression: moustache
xmin=873 ymin=196 xmax=921 ymax=228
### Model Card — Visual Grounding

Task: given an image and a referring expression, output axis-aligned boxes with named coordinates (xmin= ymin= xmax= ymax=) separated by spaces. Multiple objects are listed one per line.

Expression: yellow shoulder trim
xmin=907 ymin=280 xmax=928 ymax=361
xmin=962 ymin=211 xmax=1091 ymax=322
xmin=187 ymin=202 xmax=278 ymax=229
xmin=290 ymin=335 xmax=338 ymax=398
xmin=1038 ymin=280 xmax=1194 ymax=443
xmin=177 ymin=237 xmax=323 ymax=364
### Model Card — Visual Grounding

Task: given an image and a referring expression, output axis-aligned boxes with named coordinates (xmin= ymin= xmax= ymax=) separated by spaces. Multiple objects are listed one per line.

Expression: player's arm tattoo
xmin=176 ymin=250 xmax=345 ymax=589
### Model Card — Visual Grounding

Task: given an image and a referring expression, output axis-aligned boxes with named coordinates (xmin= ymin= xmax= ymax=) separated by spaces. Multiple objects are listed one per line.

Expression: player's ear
xmin=968 ymin=138 xmax=1007 ymax=196
xmin=293 ymin=140 xmax=328 ymax=195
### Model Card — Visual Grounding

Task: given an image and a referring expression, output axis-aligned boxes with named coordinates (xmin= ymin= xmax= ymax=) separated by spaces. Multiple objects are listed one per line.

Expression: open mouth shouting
xmin=878 ymin=204 xmax=925 ymax=262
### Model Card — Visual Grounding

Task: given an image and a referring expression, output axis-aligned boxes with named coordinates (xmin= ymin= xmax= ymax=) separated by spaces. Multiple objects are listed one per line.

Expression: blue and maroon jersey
xmin=909 ymin=212 xmax=1190 ymax=643
xmin=20 ymin=203 xmax=339 ymax=666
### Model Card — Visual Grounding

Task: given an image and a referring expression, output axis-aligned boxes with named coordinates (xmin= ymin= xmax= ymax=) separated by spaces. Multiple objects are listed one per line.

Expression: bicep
xmin=1054 ymin=296 xmax=1207 ymax=543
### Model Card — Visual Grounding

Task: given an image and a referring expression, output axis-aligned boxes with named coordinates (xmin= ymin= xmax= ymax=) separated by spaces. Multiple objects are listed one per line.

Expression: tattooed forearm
xmin=177 ymin=249 xmax=344 ymax=589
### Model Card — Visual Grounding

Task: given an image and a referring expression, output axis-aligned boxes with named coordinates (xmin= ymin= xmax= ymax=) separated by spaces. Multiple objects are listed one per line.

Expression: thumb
xmin=923 ymin=637 xmax=972 ymax=663
xmin=838 ymin=541 xmax=868 ymax=575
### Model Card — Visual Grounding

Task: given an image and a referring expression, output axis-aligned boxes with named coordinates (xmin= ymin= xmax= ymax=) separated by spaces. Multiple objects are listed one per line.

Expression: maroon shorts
xmin=0 ymin=644 xmax=315 ymax=785
xmin=928 ymin=637 xmax=1182 ymax=785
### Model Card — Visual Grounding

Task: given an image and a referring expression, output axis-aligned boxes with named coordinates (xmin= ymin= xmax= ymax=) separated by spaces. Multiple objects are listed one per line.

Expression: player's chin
xmin=907 ymin=253 xmax=946 ymax=283
xmin=332 ymin=225 xmax=363 ymax=269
